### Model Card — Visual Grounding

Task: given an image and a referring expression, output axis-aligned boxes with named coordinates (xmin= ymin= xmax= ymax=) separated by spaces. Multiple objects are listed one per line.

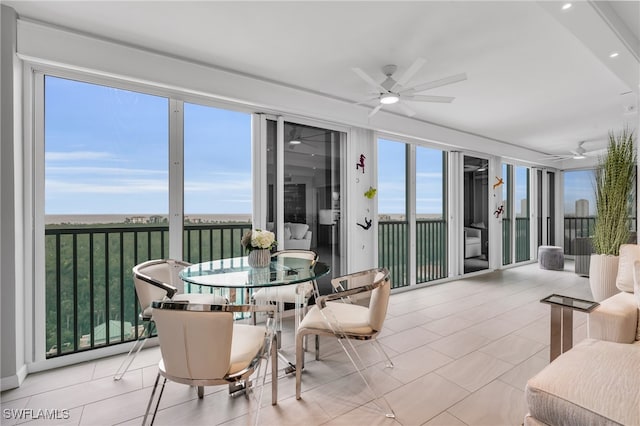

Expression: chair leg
xmin=113 ymin=322 xmax=150 ymax=380
xmin=271 ymin=333 xmax=278 ymax=405
xmin=336 ymin=337 xmax=396 ymax=419
xmin=315 ymin=335 xmax=320 ymax=360
xmin=295 ymin=330 xmax=306 ymax=400
xmin=197 ymin=386 xmax=204 ymax=399
xmin=372 ymin=339 xmax=394 ymax=368
xmin=150 ymin=377 xmax=167 ymax=425
xmin=142 ymin=373 xmax=163 ymax=426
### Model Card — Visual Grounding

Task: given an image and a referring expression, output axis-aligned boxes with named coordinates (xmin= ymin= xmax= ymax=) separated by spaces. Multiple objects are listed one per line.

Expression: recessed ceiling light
xmin=380 ymin=93 xmax=399 ymax=105
xmin=289 ymin=139 xmax=301 ymax=145
xmin=562 ymin=3 xmax=572 ymax=10
xmin=609 ymin=52 xmax=619 ymax=58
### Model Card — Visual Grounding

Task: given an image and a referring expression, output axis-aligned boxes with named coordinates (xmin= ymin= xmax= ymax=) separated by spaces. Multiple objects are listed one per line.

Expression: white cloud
xmin=416 ymin=172 xmax=442 ymax=179
xmin=47 ymin=166 xmax=165 ymax=176
xmin=46 ymin=151 xmax=116 ymax=161
xmin=184 ymin=178 xmax=252 ymax=193
xmin=46 ymin=178 xmax=168 ymax=194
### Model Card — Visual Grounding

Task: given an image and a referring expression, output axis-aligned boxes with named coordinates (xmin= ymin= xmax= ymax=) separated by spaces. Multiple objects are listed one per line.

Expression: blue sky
xmin=45 ymin=75 xmax=598 ymax=218
xmin=378 ymin=139 xmax=444 ymax=215
xmin=564 ymin=170 xmax=596 ymax=215
xmin=45 ymin=76 xmax=251 ymax=215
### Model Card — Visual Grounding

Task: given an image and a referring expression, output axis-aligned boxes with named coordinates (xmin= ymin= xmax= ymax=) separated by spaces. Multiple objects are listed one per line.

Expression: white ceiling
xmin=5 ymin=0 xmax=640 ymax=165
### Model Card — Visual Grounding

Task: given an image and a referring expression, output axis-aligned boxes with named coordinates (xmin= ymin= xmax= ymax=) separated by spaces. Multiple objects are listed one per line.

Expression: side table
xmin=540 ymin=294 xmax=599 ymax=361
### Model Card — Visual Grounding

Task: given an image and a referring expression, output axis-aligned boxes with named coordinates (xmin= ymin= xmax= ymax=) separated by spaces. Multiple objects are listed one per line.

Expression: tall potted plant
xmin=589 ymin=128 xmax=636 ymax=301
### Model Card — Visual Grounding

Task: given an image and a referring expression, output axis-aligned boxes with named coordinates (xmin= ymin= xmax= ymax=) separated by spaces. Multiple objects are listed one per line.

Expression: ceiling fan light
xmin=380 ymin=93 xmax=399 ymax=105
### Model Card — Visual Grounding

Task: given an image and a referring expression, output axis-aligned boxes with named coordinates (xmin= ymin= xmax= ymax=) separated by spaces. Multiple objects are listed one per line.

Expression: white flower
xmin=252 ymin=229 xmax=275 ymax=249
xmin=242 ymin=229 xmax=277 ymax=251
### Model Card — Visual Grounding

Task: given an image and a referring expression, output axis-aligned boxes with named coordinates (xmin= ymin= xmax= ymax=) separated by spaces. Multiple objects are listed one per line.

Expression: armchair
xmin=283 ymin=223 xmax=312 ymax=250
xmin=464 ymin=227 xmax=482 ymax=258
xmin=524 ymin=261 xmax=640 ymax=426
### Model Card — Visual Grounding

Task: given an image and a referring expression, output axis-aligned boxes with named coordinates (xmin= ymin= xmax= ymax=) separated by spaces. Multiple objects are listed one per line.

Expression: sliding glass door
xmin=463 ymin=155 xmax=489 ymax=273
xmin=266 ymin=119 xmax=343 ymax=294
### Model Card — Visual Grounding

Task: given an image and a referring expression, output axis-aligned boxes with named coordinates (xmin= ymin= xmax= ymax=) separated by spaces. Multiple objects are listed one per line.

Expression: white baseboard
xmin=1 ymin=363 xmax=27 ymax=391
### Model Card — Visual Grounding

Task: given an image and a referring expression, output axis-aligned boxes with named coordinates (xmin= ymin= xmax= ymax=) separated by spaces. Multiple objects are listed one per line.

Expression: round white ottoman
xmin=538 ymin=245 xmax=564 ymax=270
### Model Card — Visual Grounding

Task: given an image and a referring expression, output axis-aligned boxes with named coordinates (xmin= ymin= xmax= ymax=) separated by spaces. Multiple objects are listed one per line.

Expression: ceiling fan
xmin=542 ymin=141 xmax=605 ymax=161
xmin=352 ymin=58 xmax=467 ymax=118
xmin=287 ymin=128 xmax=331 ymax=149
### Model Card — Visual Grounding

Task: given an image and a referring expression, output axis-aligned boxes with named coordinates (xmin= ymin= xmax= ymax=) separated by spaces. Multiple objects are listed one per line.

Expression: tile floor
xmin=1 ymin=261 xmax=594 ymax=426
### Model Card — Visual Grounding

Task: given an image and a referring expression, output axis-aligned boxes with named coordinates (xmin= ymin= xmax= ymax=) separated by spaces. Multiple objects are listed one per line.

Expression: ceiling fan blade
xmin=353 ymin=96 xmax=379 ymax=106
xmin=352 ymin=67 xmax=387 ymax=93
xmin=368 ymin=104 xmax=383 ymax=118
xmin=391 ymin=58 xmax=426 ymax=91
xmin=400 ymin=72 xmax=468 ymax=95
xmin=404 ymin=95 xmax=455 ymax=103
xmin=397 ymin=102 xmax=416 ymax=117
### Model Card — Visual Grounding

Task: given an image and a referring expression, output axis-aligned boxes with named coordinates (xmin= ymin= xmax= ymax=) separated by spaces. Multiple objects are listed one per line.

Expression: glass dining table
xmin=180 ymin=255 xmax=330 ymax=296
xmin=179 ymin=256 xmax=330 ymax=373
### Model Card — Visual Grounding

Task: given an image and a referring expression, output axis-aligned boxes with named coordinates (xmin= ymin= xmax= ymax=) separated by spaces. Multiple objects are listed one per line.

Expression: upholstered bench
xmin=538 ymin=245 xmax=564 ymax=270
xmin=525 ymin=338 xmax=640 ymax=426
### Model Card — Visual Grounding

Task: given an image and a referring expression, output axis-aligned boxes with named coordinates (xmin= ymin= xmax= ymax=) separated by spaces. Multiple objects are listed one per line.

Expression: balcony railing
xmin=44 ymin=223 xmax=251 ymax=358
xmin=48 ymin=216 xmax=632 ymax=357
xmin=378 ymin=219 xmax=447 ymax=289
xmin=562 ymin=216 xmax=636 ymax=255
xmin=416 ymin=219 xmax=448 ymax=284
xmin=515 ymin=217 xmax=530 ymax=262
xmin=563 ymin=217 xmax=596 ymax=255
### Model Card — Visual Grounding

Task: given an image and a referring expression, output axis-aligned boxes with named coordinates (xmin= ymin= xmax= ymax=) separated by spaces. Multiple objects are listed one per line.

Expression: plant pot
xmin=248 ymin=249 xmax=271 ymax=268
xmin=588 ymin=254 xmax=620 ymax=302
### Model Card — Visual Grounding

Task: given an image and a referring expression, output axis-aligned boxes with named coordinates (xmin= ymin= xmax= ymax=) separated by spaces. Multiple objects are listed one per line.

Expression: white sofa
xmin=283 ymin=223 xmax=312 ymax=250
xmin=524 ymin=259 xmax=640 ymax=425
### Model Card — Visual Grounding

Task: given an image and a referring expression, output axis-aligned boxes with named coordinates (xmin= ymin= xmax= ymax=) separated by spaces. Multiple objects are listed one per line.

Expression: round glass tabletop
xmin=180 ymin=256 xmax=330 ymax=289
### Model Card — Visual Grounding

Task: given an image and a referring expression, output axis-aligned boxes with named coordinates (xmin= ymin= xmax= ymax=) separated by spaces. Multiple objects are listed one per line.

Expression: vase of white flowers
xmin=241 ymin=229 xmax=277 ymax=268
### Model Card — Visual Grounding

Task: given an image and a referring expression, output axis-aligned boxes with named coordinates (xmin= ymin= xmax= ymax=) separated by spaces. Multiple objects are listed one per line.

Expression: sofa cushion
xmin=288 ymin=223 xmax=309 ymax=240
xmin=525 ymin=339 xmax=640 ymax=426
xmin=615 ymin=244 xmax=640 ymax=292
xmin=634 ymin=261 xmax=640 ymax=341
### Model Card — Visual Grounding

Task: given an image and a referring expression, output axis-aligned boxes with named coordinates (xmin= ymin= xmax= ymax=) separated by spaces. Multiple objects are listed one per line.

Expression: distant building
xmin=127 ymin=216 xmax=146 ymax=224
xmin=576 ymin=199 xmax=589 ymax=217
xmin=149 ymin=215 xmax=164 ymax=224
xmin=519 ymin=199 xmax=528 ymax=217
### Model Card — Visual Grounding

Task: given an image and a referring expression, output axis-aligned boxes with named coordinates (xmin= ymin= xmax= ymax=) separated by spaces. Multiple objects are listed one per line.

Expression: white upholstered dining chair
xmin=251 ymin=250 xmax=319 ymax=357
xmin=295 ymin=267 xmax=395 ymax=418
xmin=142 ymin=300 xmax=277 ymax=425
xmin=113 ymin=259 xmax=225 ymax=381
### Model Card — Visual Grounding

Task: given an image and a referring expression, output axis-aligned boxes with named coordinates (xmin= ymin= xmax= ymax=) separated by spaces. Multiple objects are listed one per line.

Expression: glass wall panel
xmin=265 ymin=120 xmax=343 ymax=295
xmin=537 ymin=169 xmax=543 ymax=247
xmin=547 ymin=171 xmax=556 ymax=245
xmin=378 ymin=138 xmax=407 ymax=287
xmin=502 ymin=163 xmax=512 ymax=265
xmin=44 ymin=76 xmax=169 ymax=357
xmin=463 ymin=156 xmax=489 ymax=273
xmin=515 ymin=166 xmax=530 ymax=262
xmin=183 ymin=103 xmax=252 ymax=265
xmin=415 ymin=146 xmax=447 ymax=283
xmin=563 ymin=170 xmax=595 ymax=255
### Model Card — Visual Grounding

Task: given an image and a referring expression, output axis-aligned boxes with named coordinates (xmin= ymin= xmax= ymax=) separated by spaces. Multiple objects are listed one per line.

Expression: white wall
xmin=1 ymin=4 xmax=27 ymax=391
